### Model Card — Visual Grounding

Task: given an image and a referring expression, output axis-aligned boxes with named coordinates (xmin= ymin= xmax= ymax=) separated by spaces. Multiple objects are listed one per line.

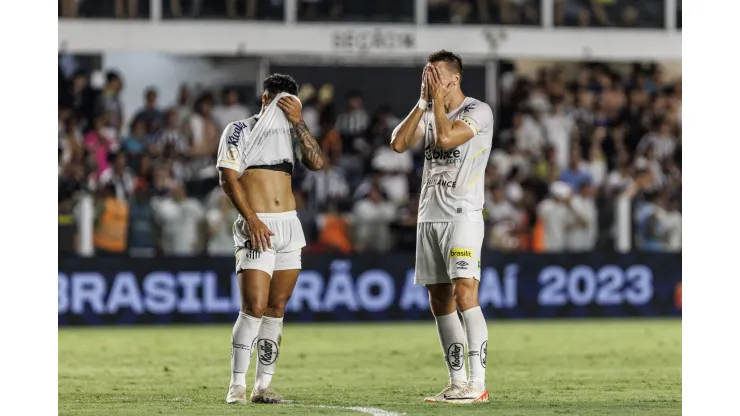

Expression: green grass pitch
xmin=59 ymin=319 xmax=681 ymax=415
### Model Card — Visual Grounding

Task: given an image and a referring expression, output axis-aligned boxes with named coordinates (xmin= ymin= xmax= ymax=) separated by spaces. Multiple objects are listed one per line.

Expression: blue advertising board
xmin=58 ymin=252 xmax=681 ymax=326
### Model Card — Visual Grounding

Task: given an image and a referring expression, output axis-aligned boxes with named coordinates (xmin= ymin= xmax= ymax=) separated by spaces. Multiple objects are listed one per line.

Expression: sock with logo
xmin=461 ymin=306 xmax=488 ymax=389
xmin=253 ymin=315 xmax=283 ymax=392
xmin=434 ymin=311 xmax=467 ymax=385
xmin=230 ymin=312 xmax=262 ymax=387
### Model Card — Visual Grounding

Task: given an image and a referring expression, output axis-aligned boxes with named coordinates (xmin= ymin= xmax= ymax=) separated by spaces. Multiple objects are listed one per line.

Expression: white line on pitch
xmin=300 ymin=404 xmax=405 ymax=416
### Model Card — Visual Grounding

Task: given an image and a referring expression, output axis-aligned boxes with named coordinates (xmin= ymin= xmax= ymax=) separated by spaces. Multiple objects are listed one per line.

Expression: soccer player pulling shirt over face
xmin=218 ymin=74 xmax=324 ymax=405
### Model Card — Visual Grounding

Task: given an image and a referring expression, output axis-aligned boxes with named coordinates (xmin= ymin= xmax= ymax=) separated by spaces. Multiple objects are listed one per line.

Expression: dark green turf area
xmin=59 ymin=319 xmax=681 ymax=415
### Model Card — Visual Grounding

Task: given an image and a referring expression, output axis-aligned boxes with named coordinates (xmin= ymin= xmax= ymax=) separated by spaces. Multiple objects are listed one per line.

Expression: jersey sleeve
xmin=459 ymin=101 xmax=494 ymax=136
xmin=216 ymin=121 xmax=249 ymax=172
xmin=419 ymin=109 xmax=432 ymax=135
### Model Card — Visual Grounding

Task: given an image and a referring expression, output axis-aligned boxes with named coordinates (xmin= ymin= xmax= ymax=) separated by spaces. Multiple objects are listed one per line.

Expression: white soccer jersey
xmin=417 ymin=97 xmax=494 ymax=223
xmin=215 ymin=114 xmax=295 ymax=178
xmin=216 ymin=118 xmax=255 ymax=177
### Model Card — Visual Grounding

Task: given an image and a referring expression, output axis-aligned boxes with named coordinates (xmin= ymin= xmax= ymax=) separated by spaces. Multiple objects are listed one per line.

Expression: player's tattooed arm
xmin=292 ymin=120 xmax=325 ymax=171
xmin=278 ymin=96 xmax=325 ymax=171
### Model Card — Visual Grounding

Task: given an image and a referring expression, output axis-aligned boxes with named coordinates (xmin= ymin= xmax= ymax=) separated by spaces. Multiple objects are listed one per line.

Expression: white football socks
xmin=461 ymin=306 xmax=488 ymax=389
xmin=434 ymin=311 xmax=468 ymax=385
xmin=230 ymin=312 xmax=262 ymax=387
xmin=253 ymin=316 xmax=283 ymax=391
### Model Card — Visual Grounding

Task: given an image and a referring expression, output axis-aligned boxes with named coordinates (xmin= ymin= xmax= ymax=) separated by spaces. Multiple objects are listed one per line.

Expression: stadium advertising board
xmin=331 ymin=28 xmax=416 ymax=52
xmin=58 ymin=21 xmax=681 ymax=61
xmin=58 ymin=253 xmax=681 ymax=326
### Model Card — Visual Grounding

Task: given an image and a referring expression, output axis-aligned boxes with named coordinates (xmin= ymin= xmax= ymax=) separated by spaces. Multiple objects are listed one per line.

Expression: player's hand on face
xmin=420 ymin=64 xmax=431 ymax=101
xmin=277 ymin=96 xmax=303 ymax=124
xmin=428 ymin=65 xmax=452 ymax=100
xmin=245 ymin=216 xmax=275 ymax=252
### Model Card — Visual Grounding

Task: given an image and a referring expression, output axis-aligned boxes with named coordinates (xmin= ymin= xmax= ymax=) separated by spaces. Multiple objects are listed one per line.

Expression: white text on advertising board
xmin=332 ymin=28 xmax=415 ymax=52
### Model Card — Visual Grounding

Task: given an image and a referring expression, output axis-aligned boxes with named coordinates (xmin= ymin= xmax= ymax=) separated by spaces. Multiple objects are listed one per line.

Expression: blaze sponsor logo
xmin=450 ymin=248 xmax=473 ymax=258
xmin=424 ymin=145 xmax=461 ymax=164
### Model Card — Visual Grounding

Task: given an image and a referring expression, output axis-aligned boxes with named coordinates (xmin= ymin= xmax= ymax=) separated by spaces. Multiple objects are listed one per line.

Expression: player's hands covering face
xmin=245 ymin=216 xmax=275 ymax=252
xmin=426 ymin=65 xmax=453 ymax=100
xmin=420 ymin=65 xmax=431 ymax=101
xmin=278 ymin=96 xmax=303 ymax=124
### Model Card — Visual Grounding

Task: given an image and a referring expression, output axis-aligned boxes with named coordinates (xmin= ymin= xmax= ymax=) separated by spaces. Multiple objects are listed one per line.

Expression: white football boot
xmin=226 ymin=384 xmax=247 ymax=404
xmin=251 ymin=386 xmax=291 ymax=404
xmin=425 ymin=381 xmax=489 ymax=404
xmin=424 ymin=381 xmax=467 ymax=403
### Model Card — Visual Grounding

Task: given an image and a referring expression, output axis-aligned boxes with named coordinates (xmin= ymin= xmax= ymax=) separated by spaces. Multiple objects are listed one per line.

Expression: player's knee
xmin=266 ymin=295 xmax=291 ymax=316
xmin=453 ymin=284 xmax=479 ymax=311
xmin=428 ymin=287 xmax=456 ymax=316
xmin=240 ymin=300 xmax=267 ymax=317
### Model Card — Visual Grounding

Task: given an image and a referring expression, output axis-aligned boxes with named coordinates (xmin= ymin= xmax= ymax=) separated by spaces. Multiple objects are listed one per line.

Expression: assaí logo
xmin=424 ymin=144 xmax=461 ymax=164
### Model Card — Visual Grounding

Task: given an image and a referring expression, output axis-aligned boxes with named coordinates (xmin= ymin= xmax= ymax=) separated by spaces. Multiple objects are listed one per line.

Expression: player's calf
xmin=453 ymin=278 xmax=488 ymax=391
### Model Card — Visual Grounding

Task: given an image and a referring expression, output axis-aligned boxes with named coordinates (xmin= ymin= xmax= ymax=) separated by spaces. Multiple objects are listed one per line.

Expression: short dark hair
xmin=263 ymin=73 xmax=298 ymax=96
xmin=427 ymin=50 xmax=463 ymax=75
xmin=106 ymin=70 xmax=121 ymax=84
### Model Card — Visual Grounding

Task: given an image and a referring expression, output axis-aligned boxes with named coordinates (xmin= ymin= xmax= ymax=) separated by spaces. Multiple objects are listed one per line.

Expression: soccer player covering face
xmin=218 ymin=74 xmax=324 ymax=404
xmin=391 ymin=50 xmax=494 ymax=403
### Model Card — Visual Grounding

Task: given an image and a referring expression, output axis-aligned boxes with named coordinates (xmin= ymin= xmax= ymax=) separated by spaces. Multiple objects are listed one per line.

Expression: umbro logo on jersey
xmin=455 ymin=261 xmax=469 ymax=270
xmin=461 ymin=103 xmax=476 ymax=114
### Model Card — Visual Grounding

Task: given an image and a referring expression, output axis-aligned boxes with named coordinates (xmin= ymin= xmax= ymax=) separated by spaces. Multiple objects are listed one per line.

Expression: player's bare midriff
xmin=238 ymin=168 xmax=296 ymax=213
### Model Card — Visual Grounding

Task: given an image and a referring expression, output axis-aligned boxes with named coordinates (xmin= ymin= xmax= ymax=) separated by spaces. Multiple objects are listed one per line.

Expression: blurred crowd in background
xmin=57 ymin=0 xmax=681 ymax=257
xmin=59 ymin=0 xmax=681 ymax=28
xmin=58 ymin=55 xmax=681 ymax=257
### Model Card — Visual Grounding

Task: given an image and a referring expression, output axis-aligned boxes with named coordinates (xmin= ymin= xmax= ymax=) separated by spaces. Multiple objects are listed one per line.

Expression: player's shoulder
xmin=226 ymin=116 xmax=258 ymax=132
xmin=463 ymin=97 xmax=493 ymax=116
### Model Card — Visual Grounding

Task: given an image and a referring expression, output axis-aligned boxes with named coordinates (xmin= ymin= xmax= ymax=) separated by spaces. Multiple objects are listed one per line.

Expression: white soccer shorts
xmin=414 ymin=219 xmax=484 ymax=285
xmin=234 ymin=211 xmax=306 ymax=276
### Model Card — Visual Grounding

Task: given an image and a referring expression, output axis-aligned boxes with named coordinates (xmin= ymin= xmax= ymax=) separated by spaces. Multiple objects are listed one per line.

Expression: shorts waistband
xmin=254 ymin=210 xmax=297 ymax=220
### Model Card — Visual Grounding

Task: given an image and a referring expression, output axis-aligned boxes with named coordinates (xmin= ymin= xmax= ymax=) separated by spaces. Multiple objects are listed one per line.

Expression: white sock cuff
xmin=239 ymin=312 xmax=262 ymax=322
xmin=434 ymin=311 xmax=459 ymax=322
xmin=262 ymin=316 xmax=283 ymax=328
xmin=461 ymin=306 xmax=482 ymax=317
xmin=261 ymin=315 xmax=284 ymax=325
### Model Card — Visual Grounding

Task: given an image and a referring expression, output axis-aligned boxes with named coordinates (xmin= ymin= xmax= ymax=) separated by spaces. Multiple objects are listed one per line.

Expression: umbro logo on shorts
xmin=455 ymin=261 xmax=469 ymax=270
